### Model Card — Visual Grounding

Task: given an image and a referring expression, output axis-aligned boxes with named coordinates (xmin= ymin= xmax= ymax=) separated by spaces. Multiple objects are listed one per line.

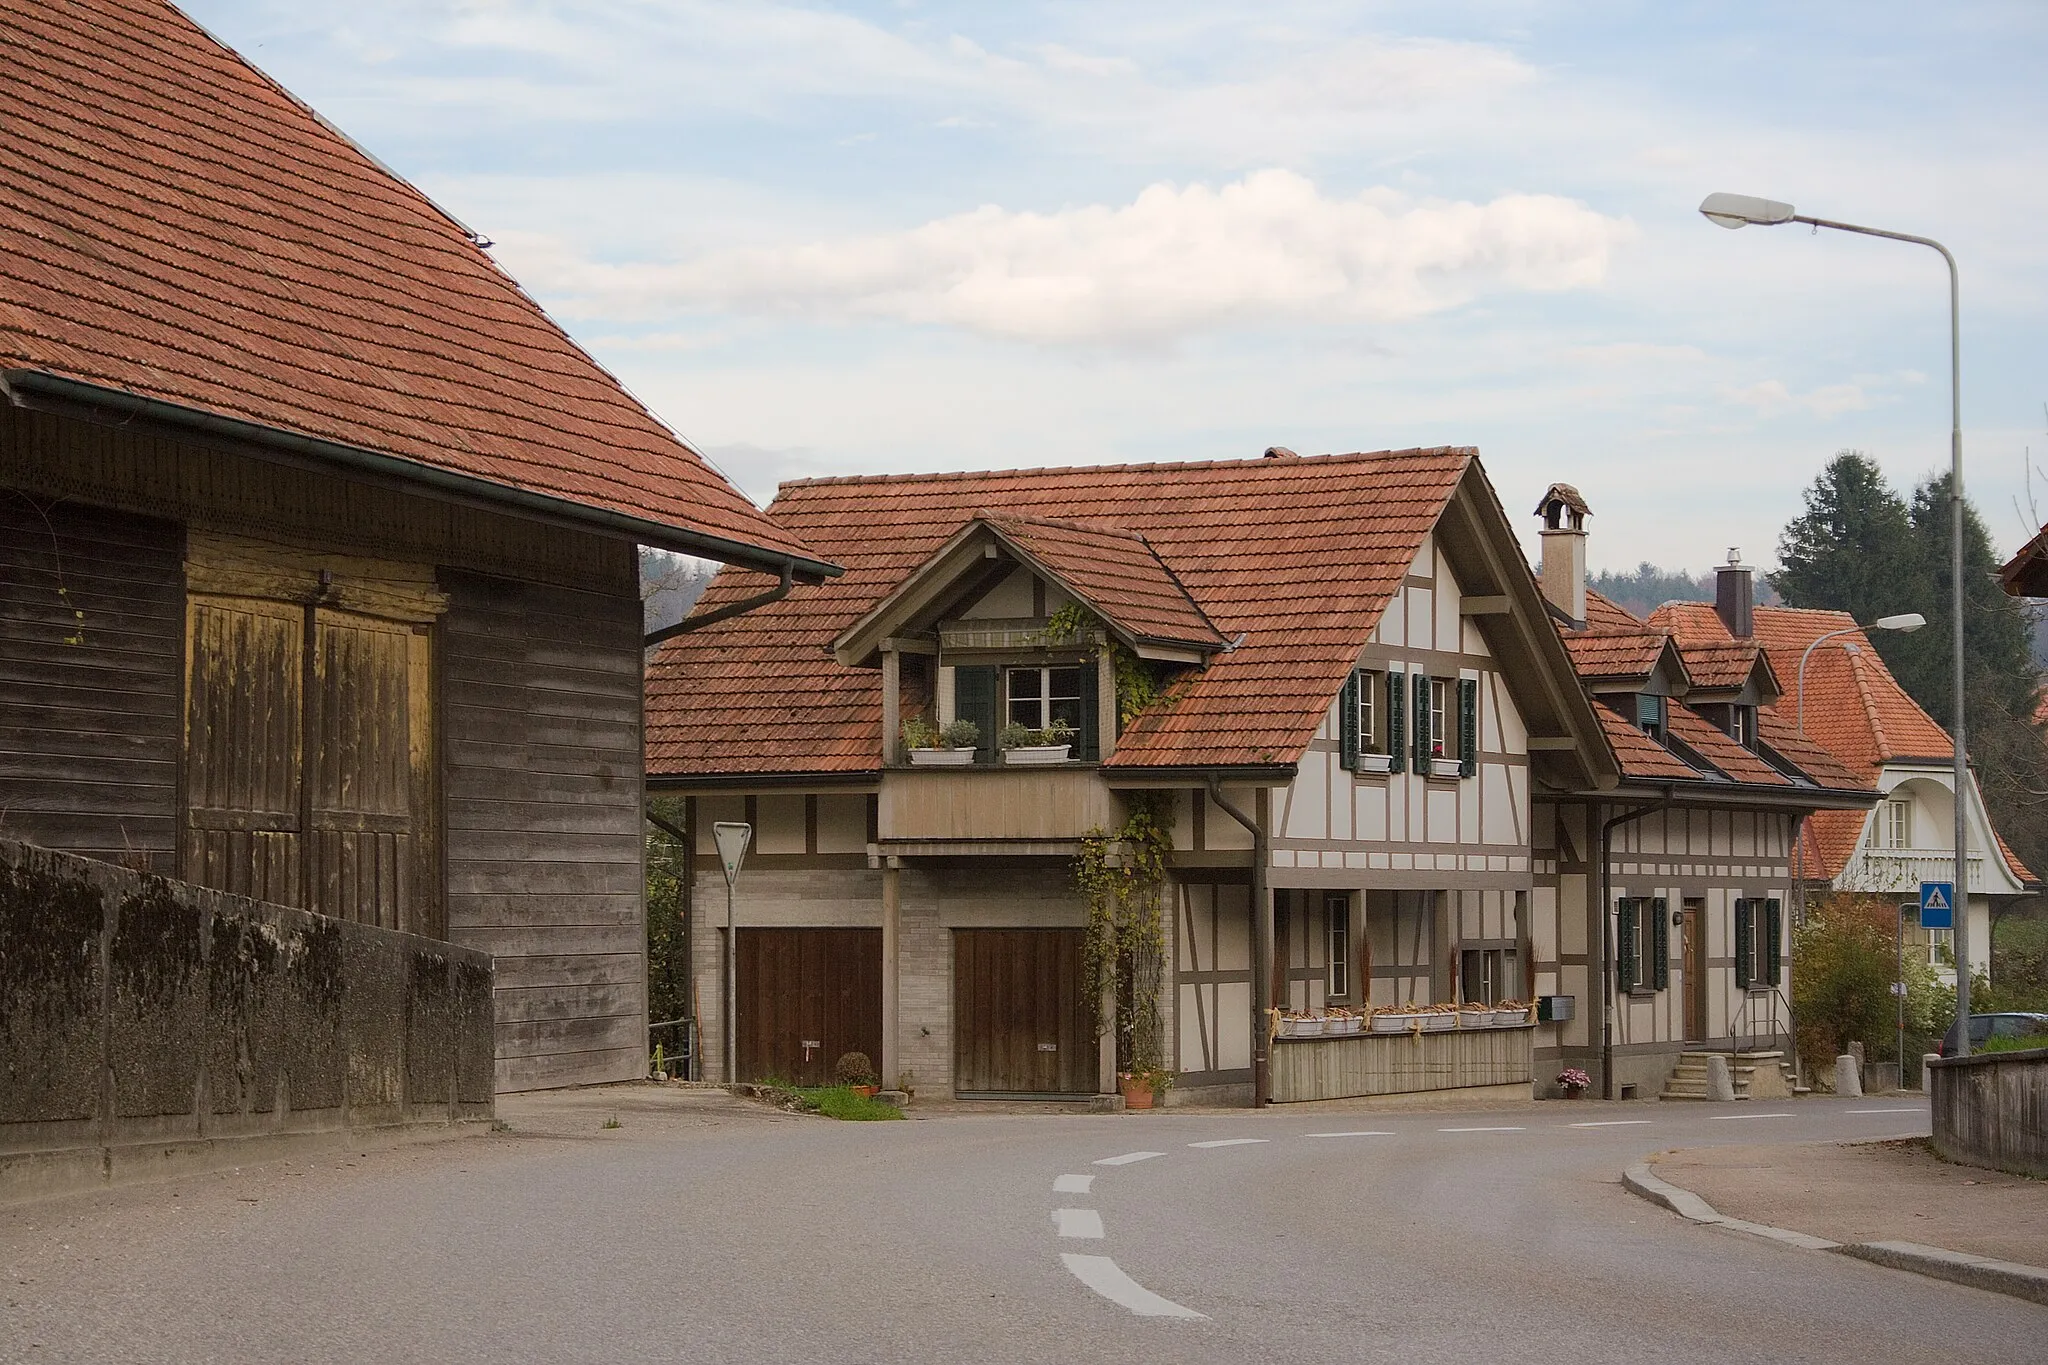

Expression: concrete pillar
xmin=881 ymin=860 xmax=901 ymax=1089
xmin=1921 ymin=1053 xmax=1940 ymax=1092
xmin=1706 ymin=1053 xmax=1736 ymax=1102
xmin=1834 ymin=1054 xmax=1864 ymax=1097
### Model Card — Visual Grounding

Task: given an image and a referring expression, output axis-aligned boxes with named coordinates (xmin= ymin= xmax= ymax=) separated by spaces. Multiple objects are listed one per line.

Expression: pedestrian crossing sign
xmin=1918 ymin=881 xmax=1954 ymax=929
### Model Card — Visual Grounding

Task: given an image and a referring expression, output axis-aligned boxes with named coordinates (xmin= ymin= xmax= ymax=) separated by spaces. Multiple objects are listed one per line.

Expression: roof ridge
xmin=777 ymin=446 xmax=1476 ymax=490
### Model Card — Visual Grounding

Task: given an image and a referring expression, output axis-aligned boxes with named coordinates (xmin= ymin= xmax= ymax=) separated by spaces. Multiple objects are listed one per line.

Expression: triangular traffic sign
xmin=713 ymin=821 xmax=752 ymax=886
xmin=1923 ymin=884 xmax=1949 ymax=910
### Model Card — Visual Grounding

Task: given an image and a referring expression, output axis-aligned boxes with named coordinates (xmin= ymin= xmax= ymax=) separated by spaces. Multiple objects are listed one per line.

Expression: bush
xmin=1793 ymin=893 xmax=1948 ymax=1082
xmin=832 ymin=1050 xmax=876 ymax=1086
xmin=939 ymin=718 xmax=980 ymax=749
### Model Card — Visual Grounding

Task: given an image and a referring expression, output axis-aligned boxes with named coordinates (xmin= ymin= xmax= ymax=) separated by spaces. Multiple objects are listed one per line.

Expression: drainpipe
xmin=1206 ymin=776 xmax=1271 ymax=1107
xmin=1599 ymin=788 xmax=1673 ymax=1101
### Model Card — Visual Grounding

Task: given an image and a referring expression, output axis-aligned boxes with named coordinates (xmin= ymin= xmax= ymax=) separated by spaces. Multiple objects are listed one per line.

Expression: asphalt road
xmin=3 ymin=1091 xmax=2041 ymax=1363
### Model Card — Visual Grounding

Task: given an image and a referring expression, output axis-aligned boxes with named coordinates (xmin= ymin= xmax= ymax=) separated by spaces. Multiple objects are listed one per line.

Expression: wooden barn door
xmin=953 ymin=928 xmax=1093 ymax=1096
xmin=735 ymin=928 xmax=883 ymax=1085
xmin=182 ymin=597 xmax=304 ymax=906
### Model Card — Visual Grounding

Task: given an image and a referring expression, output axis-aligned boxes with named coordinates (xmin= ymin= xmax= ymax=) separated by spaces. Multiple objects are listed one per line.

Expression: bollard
xmin=1834 ymin=1053 xmax=1863 ymax=1098
xmin=1921 ymin=1053 xmax=1940 ymax=1093
xmin=1705 ymin=1053 xmax=1736 ymax=1102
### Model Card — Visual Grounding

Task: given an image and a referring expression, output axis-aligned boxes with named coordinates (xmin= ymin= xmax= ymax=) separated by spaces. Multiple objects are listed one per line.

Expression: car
xmin=1937 ymin=1011 xmax=2048 ymax=1056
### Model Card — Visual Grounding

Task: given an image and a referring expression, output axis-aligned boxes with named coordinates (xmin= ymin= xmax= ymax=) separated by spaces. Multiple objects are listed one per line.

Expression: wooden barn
xmin=0 ymin=0 xmax=831 ymax=1091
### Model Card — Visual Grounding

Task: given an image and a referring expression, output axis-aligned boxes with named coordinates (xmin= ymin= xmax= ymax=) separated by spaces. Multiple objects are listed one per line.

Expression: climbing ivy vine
xmin=1074 ymin=793 xmax=1173 ymax=1079
xmin=1041 ymin=603 xmax=1172 ymax=728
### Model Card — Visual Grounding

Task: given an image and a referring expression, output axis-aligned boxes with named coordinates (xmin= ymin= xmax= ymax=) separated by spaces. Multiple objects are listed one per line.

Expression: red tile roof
xmin=1680 ymin=639 xmax=1773 ymax=693
xmin=982 ymin=515 xmax=1224 ymax=650
xmin=1582 ymin=590 xmax=1645 ymax=630
xmin=0 ymin=0 xmax=819 ymax=570
xmin=1593 ymin=706 xmax=1699 ymax=783
xmin=648 ymin=448 xmax=1478 ymax=776
xmin=1563 ymin=630 xmax=1670 ymax=682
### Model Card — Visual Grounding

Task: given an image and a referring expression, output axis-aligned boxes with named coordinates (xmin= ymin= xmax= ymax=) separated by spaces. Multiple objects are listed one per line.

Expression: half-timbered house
xmin=0 ymin=0 xmax=833 ymax=1092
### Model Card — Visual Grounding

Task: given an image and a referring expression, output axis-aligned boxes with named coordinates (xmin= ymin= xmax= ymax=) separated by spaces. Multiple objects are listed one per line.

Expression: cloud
xmin=501 ymin=170 xmax=1632 ymax=344
xmin=1720 ymin=378 xmax=1876 ymax=419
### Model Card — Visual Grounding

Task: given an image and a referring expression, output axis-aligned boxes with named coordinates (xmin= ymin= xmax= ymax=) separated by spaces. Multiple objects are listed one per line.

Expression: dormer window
xmin=1007 ymin=665 xmax=1086 ymax=734
xmin=1635 ymin=693 xmax=1667 ymax=744
xmin=1729 ymin=703 xmax=1756 ymax=749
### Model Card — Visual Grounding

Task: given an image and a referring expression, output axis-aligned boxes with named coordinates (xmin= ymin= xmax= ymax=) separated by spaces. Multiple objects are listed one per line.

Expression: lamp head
xmin=1874 ymin=613 xmax=1927 ymax=633
xmin=1699 ymin=192 xmax=1796 ymax=230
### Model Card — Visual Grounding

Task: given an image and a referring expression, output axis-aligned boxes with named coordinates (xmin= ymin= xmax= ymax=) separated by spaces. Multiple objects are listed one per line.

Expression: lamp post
xmin=1795 ymin=614 xmax=1926 ymax=735
xmin=1702 ymin=191 xmax=1972 ymax=1053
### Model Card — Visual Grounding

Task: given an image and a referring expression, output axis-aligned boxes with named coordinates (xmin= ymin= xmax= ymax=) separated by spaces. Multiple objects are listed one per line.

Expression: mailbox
xmin=1537 ymin=994 xmax=1576 ymax=1023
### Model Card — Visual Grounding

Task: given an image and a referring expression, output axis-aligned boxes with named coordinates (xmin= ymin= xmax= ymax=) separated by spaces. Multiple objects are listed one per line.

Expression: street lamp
xmin=1703 ymin=190 xmax=1972 ymax=1053
xmin=1796 ymin=613 xmax=1926 ymax=735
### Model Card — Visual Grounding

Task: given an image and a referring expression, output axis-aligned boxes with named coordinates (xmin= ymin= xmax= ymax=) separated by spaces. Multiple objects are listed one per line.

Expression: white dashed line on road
xmin=1439 ymin=1126 xmax=1524 ymax=1133
xmin=1712 ymin=1112 xmax=1794 ymax=1120
xmin=1054 ymin=1209 xmax=1104 ymax=1239
xmin=1568 ymin=1120 xmax=1654 ymax=1128
xmin=1303 ymin=1131 xmax=1395 ymax=1138
xmin=1061 ymin=1254 xmax=1206 ymax=1318
xmin=1054 ymin=1174 xmax=1095 ymax=1194
xmin=1094 ymin=1151 xmax=1166 ymax=1166
xmin=1188 ymin=1138 xmax=1269 ymax=1149
xmin=1846 ymin=1108 xmax=1922 ymax=1114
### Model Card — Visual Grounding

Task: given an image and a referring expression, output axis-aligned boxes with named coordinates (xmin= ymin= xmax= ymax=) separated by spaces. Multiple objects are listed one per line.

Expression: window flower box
xmin=1277 ymin=1014 xmax=1324 ymax=1038
xmin=1358 ymin=752 xmax=1393 ymax=775
xmin=1002 ymin=744 xmax=1071 ymax=765
xmin=1456 ymin=1006 xmax=1493 ymax=1029
xmin=908 ymin=747 xmax=975 ymax=766
xmin=1370 ymin=1010 xmax=1420 ymax=1034
xmin=1430 ymin=757 xmax=1463 ymax=779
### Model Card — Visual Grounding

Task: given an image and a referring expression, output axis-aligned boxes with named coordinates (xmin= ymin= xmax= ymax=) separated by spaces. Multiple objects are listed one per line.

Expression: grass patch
xmin=798 ymin=1085 xmax=904 ymax=1121
xmin=1977 ymin=1034 xmax=2048 ymax=1054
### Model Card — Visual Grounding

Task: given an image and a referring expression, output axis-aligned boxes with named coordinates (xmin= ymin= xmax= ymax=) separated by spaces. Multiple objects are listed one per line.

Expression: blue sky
xmin=187 ymin=1 xmax=2048 ymax=576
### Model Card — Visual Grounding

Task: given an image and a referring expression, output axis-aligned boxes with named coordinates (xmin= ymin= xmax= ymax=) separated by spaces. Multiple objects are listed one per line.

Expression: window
xmin=1006 ymin=665 xmax=1085 ymax=732
xmin=1357 ymin=670 xmax=1380 ymax=752
xmin=1882 ymin=798 xmax=1912 ymax=849
xmin=1459 ymin=947 xmax=1521 ymax=1005
xmin=1635 ymin=693 xmax=1667 ymax=744
xmin=1730 ymin=704 xmax=1756 ymax=749
xmin=1615 ymin=897 xmax=1669 ymax=993
xmin=1326 ymin=893 xmax=1350 ymax=997
xmin=1340 ymin=669 xmax=1404 ymax=773
xmin=1430 ymin=678 xmax=1452 ymax=759
xmin=1734 ymin=898 xmax=1783 ymax=988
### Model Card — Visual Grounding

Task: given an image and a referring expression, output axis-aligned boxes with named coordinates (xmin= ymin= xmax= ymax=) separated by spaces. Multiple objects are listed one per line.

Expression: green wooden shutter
xmin=1764 ymin=898 xmax=1783 ymax=985
xmin=1616 ymin=900 xmax=1637 ymax=993
xmin=1734 ymin=899 xmax=1753 ymax=987
xmin=1077 ymin=658 xmax=1101 ymax=762
xmin=1458 ymin=677 xmax=1479 ymax=778
xmin=1413 ymin=672 xmax=1432 ymax=770
xmin=1387 ymin=671 xmax=1406 ymax=773
xmin=954 ymin=665 xmax=998 ymax=764
xmin=1339 ymin=671 xmax=1360 ymax=772
xmin=1652 ymin=896 xmax=1670 ymax=990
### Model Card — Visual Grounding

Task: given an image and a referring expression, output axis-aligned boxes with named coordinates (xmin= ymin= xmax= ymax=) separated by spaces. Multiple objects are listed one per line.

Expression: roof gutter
xmin=2 ymin=369 xmax=840 ymax=583
xmin=645 ymin=561 xmax=792 ymax=646
xmin=1205 ymin=775 xmax=1271 ymax=1109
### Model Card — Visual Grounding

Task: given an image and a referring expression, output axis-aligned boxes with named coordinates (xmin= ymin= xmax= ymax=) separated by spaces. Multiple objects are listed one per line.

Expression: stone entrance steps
xmin=1660 ymin=1050 xmax=1791 ymax=1101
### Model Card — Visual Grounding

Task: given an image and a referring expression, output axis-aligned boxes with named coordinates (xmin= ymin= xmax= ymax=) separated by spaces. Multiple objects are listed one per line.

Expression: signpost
xmin=1918 ymin=881 xmax=1953 ymax=930
xmin=713 ymin=822 xmax=752 ymax=1084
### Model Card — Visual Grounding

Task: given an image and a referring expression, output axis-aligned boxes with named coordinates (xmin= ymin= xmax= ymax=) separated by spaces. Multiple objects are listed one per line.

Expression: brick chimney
xmin=1534 ymin=483 xmax=1590 ymax=625
xmin=1716 ymin=549 xmax=1753 ymax=638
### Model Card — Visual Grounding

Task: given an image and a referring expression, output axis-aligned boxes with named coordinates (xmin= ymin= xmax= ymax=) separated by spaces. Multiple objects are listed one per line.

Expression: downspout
xmin=1599 ymin=788 xmax=1673 ymax=1101
xmin=1206 ymin=775 xmax=1271 ymax=1108
xmin=644 ymin=561 xmax=794 ymax=646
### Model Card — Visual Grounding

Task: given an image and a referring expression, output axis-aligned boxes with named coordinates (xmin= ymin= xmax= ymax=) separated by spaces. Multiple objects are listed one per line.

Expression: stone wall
xmin=1929 ymin=1047 xmax=2048 ymax=1179
xmin=1 ymin=839 xmax=494 ymax=1198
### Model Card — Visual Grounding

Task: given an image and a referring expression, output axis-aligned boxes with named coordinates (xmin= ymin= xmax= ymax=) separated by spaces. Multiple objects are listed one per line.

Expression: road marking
xmin=1188 ymin=1138 xmax=1268 ymax=1148
xmin=1054 ymin=1174 xmax=1095 ymax=1195
xmin=1054 ymin=1208 xmax=1104 ymax=1239
xmin=1568 ymin=1120 xmax=1653 ymax=1128
xmin=1094 ymin=1151 xmax=1165 ymax=1166
xmin=1846 ymin=1107 xmax=1921 ymax=1115
xmin=1303 ymin=1130 xmax=1395 ymax=1138
xmin=1712 ymin=1112 xmax=1794 ymax=1120
xmin=1060 ymin=1253 xmax=1206 ymax=1319
xmin=1438 ymin=1126 xmax=1524 ymax=1133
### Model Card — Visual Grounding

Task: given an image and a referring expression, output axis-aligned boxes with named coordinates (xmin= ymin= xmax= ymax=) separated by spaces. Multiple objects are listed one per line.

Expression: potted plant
xmin=1118 ymin=1065 xmax=1172 ymax=1110
xmin=1557 ymin=1066 xmax=1591 ymax=1099
xmin=834 ymin=1050 xmax=880 ymax=1098
xmin=903 ymin=716 xmax=979 ymax=766
xmin=1000 ymin=720 xmax=1074 ymax=765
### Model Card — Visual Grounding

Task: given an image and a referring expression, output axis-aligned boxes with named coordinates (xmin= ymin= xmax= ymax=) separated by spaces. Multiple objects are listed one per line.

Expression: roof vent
xmin=1263 ymin=446 xmax=1298 ymax=459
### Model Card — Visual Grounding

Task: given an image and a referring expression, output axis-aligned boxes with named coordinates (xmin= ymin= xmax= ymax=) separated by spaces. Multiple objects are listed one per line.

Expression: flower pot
xmin=1430 ymin=757 xmax=1464 ymax=779
xmin=908 ymin=747 xmax=974 ymax=766
xmin=1119 ymin=1076 xmax=1155 ymax=1110
xmin=1562 ymin=1086 xmax=1586 ymax=1100
xmin=851 ymin=1084 xmax=880 ymax=1099
xmin=1003 ymin=745 xmax=1071 ymax=765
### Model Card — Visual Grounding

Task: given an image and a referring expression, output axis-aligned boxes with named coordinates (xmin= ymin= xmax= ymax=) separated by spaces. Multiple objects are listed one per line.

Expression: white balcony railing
xmin=1849 ymin=848 xmax=1985 ymax=893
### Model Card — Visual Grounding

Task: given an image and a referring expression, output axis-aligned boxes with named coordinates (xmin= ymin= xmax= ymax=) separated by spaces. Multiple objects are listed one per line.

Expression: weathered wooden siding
xmin=441 ymin=568 xmax=646 ymax=1092
xmin=0 ymin=497 xmax=183 ymax=872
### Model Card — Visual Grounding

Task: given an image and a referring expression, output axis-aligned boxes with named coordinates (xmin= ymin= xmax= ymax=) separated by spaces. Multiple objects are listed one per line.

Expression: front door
xmin=1682 ymin=899 xmax=1708 ymax=1041
xmin=736 ymin=928 xmax=884 ymax=1086
xmin=953 ymin=928 xmax=1094 ymax=1096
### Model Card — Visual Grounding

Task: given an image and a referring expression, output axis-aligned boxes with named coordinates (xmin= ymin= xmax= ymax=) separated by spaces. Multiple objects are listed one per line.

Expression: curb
xmin=1622 ymin=1162 xmax=2048 ymax=1307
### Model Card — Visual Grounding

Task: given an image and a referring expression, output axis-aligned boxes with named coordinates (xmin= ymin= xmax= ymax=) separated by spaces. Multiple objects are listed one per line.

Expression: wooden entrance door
xmin=953 ymin=928 xmax=1094 ymax=1096
xmin=1682 ymin=899 xmax=1708 ymax=1041
xmin=736 ymin=928 xmax=883 ymax=1086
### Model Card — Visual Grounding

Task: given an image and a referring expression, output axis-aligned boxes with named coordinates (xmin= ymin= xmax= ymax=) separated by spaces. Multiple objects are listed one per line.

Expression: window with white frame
xmin=1325 ymin=893 xmax=1350 ymax=997
xmin=1459 ymin=946 xmax=1520 ymax=1005
xmin=1356 ymin=671 xmax=1380 ymax=753
xmin=1005 ymin=665 xmax=1085 ymax=733
xmin=1883 ymin=797 xmax=1912 ymax=849
xmin=1429 ymin=678 xmax=1453 ymax=759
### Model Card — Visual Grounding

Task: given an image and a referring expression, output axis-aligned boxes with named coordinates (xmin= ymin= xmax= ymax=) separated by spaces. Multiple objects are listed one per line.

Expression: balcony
xmin=878 ymin=764 xmax=1119 ymax=852
xmin=1852 ymin=848 xmax=1985 ymax=894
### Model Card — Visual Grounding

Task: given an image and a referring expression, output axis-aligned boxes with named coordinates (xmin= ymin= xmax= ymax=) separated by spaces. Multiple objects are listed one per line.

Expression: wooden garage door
xmin=736 ymin=929 xmax=883 ymax=1086
xmin=954 ymin=928 xmax=1094 ymax=1097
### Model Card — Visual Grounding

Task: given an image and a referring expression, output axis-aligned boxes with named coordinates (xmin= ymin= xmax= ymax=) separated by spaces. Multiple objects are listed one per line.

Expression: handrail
xmin=1728 ymin=984 xmax=1794 ymax=1054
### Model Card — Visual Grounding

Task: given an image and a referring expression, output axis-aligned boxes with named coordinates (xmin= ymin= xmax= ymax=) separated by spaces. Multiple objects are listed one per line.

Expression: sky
xmin=183 ymin=1 xmax=2048 ymax=577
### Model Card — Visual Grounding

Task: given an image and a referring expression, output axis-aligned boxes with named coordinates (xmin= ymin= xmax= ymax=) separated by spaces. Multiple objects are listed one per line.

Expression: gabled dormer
xmin=832 ymin=513 xmax=1225 ymax=765
xmin=1675 ymin=642 xmax=1780 ymax=750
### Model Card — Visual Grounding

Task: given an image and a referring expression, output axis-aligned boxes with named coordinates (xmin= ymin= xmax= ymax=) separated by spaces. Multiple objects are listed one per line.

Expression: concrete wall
xmin=1 ymin=838 xmax=494 ymax=1199
xmin=1930 ymin=1048 xmax=2048 ymax=1179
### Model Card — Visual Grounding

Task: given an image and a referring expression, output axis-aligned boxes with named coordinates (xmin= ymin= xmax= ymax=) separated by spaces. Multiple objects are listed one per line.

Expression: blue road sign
xmin=1919 ymin=881 xmax=1954 ymax=929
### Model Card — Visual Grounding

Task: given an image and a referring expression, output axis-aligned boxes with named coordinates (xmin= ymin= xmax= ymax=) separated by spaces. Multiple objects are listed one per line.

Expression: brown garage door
xmin=736 ymin=928 xmax=883 ymax=1086
xmin=954 ymin=928 xmax=1095 ymax=1097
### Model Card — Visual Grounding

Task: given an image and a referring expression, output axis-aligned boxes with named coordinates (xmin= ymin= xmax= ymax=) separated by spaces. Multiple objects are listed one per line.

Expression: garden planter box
xmin=1430 ymin=758 xmax=1464 ymax=779
xmin=1358 ymin=753 xmax=1393 ymax=775
xmin=1003 ymin=745 xmax=1071 ymax=765
xmin=1457 ymin=1010 xmax=1492 ymax=1029
xmin=908 ymin=747 xmax=975 ymax=766
xmin=1278 ymin=1016 xmax=1324 ymax=1038
xmin=1421 ymin=1013 xmax=1457 ymax=1032
xmin=1370 ymin=1013 xmax=1419 ymax=1034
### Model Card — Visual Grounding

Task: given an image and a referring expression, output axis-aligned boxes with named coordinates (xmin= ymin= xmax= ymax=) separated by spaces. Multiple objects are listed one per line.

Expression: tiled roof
xmin=1667 ymin=704 xmax=1789 ymax=787
xmin=1562 ymin=630 xmax=1669 ymax=682
xmin=647 ymin=448 xmax=1478 ymax=776
xmin=1996 ymin=831 xmax=2038 ymax=886
xmin=0 ymin=0 xmax=818 ymax=569
xmin=1798 ymin=809 xmax=1868 ymax=881
xmin=1757 ymin=710 xmax=1866 ymax=791
xmin=1593 ymin=706 xmax=1699 ymax=782
xmin=983 ymin=514 xmax=1224 ymax=650
xmin=1651 ymin=602 xmax=1955 ymax=771
xmin=1582 ymin=590 xmax=1644 ymax=631
xmin=1680 ymin=639 xmax=1771 ymax=693
xmin=1999 ymin=523 xmax=2048 ymax=599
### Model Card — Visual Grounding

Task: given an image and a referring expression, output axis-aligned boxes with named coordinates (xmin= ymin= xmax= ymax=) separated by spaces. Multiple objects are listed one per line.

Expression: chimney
xmin=1716 ymin=548 xmax=1753 ymax=639
xmin=1533 ymin=483 xmax=1590 ymax=625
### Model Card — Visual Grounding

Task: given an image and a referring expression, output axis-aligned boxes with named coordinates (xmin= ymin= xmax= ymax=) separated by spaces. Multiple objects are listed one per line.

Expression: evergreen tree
xmin=1770 ymin=452 xmax=1922 ymax=634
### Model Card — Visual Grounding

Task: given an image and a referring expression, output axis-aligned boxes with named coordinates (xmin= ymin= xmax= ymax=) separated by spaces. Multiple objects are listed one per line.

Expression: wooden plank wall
xmin=0 ymin=496 xmax=183 ymax=872
xmin=441 ymin=568 xmax=646 ymax=1092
